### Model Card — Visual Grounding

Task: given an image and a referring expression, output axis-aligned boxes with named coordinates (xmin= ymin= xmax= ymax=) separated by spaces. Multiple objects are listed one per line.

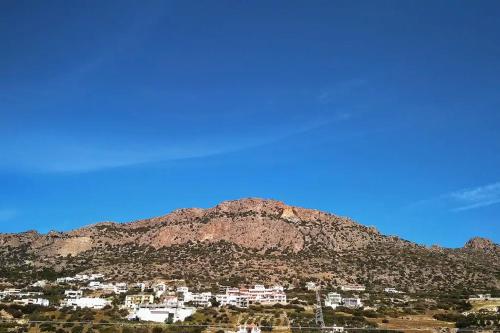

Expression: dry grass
xmin=469 ymin=300 xmax=500 ymax=312
xmin=368 ymin=314 xmax=455 ymax=333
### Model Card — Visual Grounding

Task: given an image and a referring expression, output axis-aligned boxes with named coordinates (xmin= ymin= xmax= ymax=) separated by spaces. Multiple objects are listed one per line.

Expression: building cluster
xmin=56 ymin=273 xmax=104 ymax=284
xmin=215 ymin=285 xmax=286 ymax=308
xmin=340 ymin=284 xmax=366 ymax=292
xmin=86 ymin=281 xmax=128 ymax=294
xmin=62 ymin=297 xmax=111 ymax=310
xmin=236 ymin=324 xmax=262 ymax=333
xmin=0 ymin=288 xmax=49 ymax=307
xmin=7 ymin=273 xmax=471 ymax=327
xmin=468 ymin=293 xmax=500 ymax=301
xmin=304 ymin=282 xmax=367 ymax=309
xmin=124 ymin=285 xmax=196 ymax=323
xmin=306 ymin=282 xmax=367 ymax=293
xmin=324 ymin=292 xmax=363 ymax=309
xmin=124 ymin=284 xmax=287 ymax=323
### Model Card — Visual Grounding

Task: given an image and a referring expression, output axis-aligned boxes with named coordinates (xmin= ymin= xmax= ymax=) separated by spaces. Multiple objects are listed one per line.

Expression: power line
xmin=0 ymin=319 xmax=440 ymax=331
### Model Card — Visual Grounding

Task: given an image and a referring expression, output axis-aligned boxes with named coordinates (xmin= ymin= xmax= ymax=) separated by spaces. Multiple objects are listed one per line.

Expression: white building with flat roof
xmin=241 ymin=285 xmax=286 ymax=305
xmin=176 ymin=286 xmax=189 ymax=293
xmin=153 ymin=283 xmax=166 ymax=297
xmin=89 ymin=273 xmax=104 ymax=280
xmin=342 ymin=297 xmax=363 ymax=308
xmin=306 ymin=282 xmax=317 ymax=290
xmin=216 ymin=284 xmax=286 ymax=308
xmin=114 ymin=282 xmax=128 ymax=294
xmin=129 ymin=304 xmax=195 ymax=323
xmin=163 ymin=295 xmax=180 ymax=307
xmin=237 ymin=324 xmax=261 ymax=333
xmin=184 ymin=292 xmax=212 ymax=307
xmin=56 ymin=277 xmax=75 ymax=284
xmin=216 ymin=294 xmax=249 ymax=308
xmin=125 ymin=294 xmax=155 ymax=309
xmin=63 ymin=297 xmax=110 ymax=310
xmin=340 ymin=285 xmax=365 ymax=292
xmin=384 ymin=288 xmax=404 ymax=294
xmin=14 ymin=298 xmax=49 ymax=307
xmin=88 ymin=281 xmax=102 ymax=289
xmin=325 ymin=292 xmax=342 ymax=309
xmin=65 ymin=290 xmax=83 ymax=299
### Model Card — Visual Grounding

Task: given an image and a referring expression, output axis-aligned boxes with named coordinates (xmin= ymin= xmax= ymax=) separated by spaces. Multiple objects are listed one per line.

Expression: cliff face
xmin=0 ymin=198 xmax=387 ymax=256
xmin=0 ymin=198 xmax=498 ymax=292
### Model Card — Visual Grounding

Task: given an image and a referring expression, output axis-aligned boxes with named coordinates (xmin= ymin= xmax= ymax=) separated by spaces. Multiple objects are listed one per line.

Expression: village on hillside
xmin=0 ymin=272 xmax=499 ymax=333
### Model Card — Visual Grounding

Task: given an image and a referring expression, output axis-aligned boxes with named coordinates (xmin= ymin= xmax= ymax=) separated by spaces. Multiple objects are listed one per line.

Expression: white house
xmin=153 ymin=283 xmax=166 ymax=297
xmin=129 ymin=304 xmax=195 ymax=323
xmin=215 ymin=284 xmax=286 ymax=308
xmin=342 ymin=297 xmax=363 ymax=308
xmin=0 ymin=288 xmax=21 ymax=297
xmin=64 ymin=297 xmax=111 ymax=310
xmin=216 ymin=294 xmax=249 ymax=308
xmin=65 ymin=290 xmax=83 ymax=299
xmin=340 ymin=285 xmax=365 ymax=292
xmin=237 ymin=324 xmax=261 ymax=333
xmin=384 ymin=288 xmax=404 ymax=294
xmin=114 ymin=283 xmax=128 ymax=294
xmin=98 ymin=283 xmax=115 ymax=292
xmin=223 ymin=287 xmax=240 ymax=295
xmin=89 ymin=273 xmax=104 ymax=280
xmin=163 ymin=296 xmax=180 ymax=307
xmin=184 ymin=292 xmax=212 ymax=307
xmin=470 ymin=294 xmax=491 ymax=300
xmin=15 ymin=298 xmax=50 ymax=307
xmin=90 ymin=282 xmax=126 ymax=294
xmin=125 ymin=294 xmax=155 ymax=309
xmin=241 ymin=285 xmax=287 ymax=305
xmin=306 ymin=282 xmax=317 ymax=290
xmin=176 ymin=286 xmax=189 ymax=294
xmin=0 ymin=289 xmax=43 ymax=299
xmin=56 ymin=277 xmax=75 ymax=284
xmin=136 ymin=282 xmax=147 ymax=292
xmin=325 ymin=292 xmax=342 ymax=309
xmin=75 ymin=274 xmax=90 ymax=281
xmin=88 ymin=281 xmax=102 ymax=289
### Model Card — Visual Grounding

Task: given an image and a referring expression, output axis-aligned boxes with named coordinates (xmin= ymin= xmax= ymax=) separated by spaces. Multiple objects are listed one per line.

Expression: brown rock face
xmin=464 ymin=237 xmax=499 ymax=253
xmin=0 ymin=198 xmax=498 ymax=291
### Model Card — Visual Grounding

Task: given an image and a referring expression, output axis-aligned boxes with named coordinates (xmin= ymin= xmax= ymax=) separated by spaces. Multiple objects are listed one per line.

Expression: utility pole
xmin=315 ymin=288 xmax=325 ymax=329
xmin=315 ymin=287 xmax=344 ymax=333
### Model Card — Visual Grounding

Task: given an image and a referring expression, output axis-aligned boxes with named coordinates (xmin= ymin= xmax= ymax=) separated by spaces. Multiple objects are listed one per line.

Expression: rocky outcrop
xmin=464 ymin=237 xmax=499 ymax=253
xmin=0 ymin=198 xmax=498 ymax=291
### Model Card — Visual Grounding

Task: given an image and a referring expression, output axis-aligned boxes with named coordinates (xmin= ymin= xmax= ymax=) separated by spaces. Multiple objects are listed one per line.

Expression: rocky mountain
xmin=463 ymin=237 xmax=499 ymax=253
xmin=0 ymin=198 xmax=498 ymax=292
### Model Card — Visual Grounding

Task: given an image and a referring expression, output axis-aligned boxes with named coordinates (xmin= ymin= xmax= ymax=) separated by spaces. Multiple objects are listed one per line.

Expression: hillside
xmin=0 ymin=198 xmax=498 ymax=292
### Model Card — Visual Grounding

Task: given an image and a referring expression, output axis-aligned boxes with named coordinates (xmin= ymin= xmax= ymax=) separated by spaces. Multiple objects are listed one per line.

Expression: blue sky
xmin=1 ymin=1 xmax=499 ymax=247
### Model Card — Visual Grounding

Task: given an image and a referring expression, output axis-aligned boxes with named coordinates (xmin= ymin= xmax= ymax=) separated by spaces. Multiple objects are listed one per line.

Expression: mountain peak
xmin=463 ymin=237 xmax=498 ymax=252
xmin=0 ymin=199 xmax=498 ymax=292
xmin=214 ymin=197 xmax=287 ymax=211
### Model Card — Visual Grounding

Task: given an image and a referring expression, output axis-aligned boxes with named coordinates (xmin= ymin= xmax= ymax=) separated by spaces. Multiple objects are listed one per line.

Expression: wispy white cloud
xmin=449 ymin=182 xmax=500 ymax=211
xmin=407 ymin=182 xmax=500 ymax=213
xmin=0 ymin=117 xmax=345 ymax=174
